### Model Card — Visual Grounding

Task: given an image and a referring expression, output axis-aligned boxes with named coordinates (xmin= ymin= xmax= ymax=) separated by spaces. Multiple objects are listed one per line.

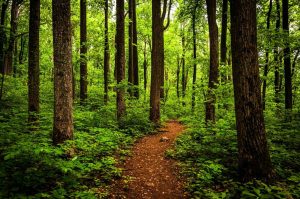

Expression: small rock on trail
xmin=109 ymin=120 xmax=188 ymax=199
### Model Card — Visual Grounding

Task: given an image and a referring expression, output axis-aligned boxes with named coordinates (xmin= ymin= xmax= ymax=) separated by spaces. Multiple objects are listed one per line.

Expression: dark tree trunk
xmin=80 ymin=0 xmax=87 ymax=102
xmin=128 ymin=0 xmax=133 ymax=95
xmin=230 ymin=0 xmax=275 ymax=182
xmin=176 ymin=55 xmax=180 ymax=98
xmin=291 ymin=50 xmax=299 ymax=77
xmin=143 ymin=40 xmax=147 ymax=91
xmin=220 ymin=0 xmax=228 ymax=82
xmin=28 ymin=0 xmax=40 ymax=124
xmin=181 ymin=30 xmax=186 ymax=100
xmin=0 ymin=0 xmax=8 ymax=77
xmin=132 ymin=0 xmax=139 ymax=98
xmin=150 ymin=0 xmax=163 ymax=124
xmin=274 ymin=0 xmax=280 ymax=102
xmin=52 ymin=0 xmax=73 ymax=145
xmin=116 ymin=0 xmax=126 ymax=120
xmin=262 ymin=0 xmax=272 ymax=110
xmin=282 ymin=0 xmax=292 ymax=109
xmin=19 ymin=35 xmax=26 ymax=64
xmin=5 ymin=0 xmax=22 ymax=75
xmin=104 ymin=0 xmax=110 ymax=104
xmin=205 ymin=0 xmax=219 ymax=123
xmin=191 ymin=5 xmax=197 ymax=111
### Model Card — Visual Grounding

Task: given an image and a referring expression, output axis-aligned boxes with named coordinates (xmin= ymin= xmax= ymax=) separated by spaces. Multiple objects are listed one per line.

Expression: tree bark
xmin=116 ymin=0 xmax=126 ymax=121
xmin=282 ymin=0 xmax=292 ymax=109
xmin=181 ymin=30 xmax=186 ymax=100
xmin=274 ymin=0 xmax=280 ymax=103
xmin=28 ymin=0 xmax=40 ymax=124
xmin=205 ymin=0 xmax=219 ymax=123
xmin=80 ymin=0 xmax=87 ymax=102
xmin=176 ymin=55 xmax=180 ymax=99
xmin=128 ymin=0 xmax=133 ymax=96
xmin=220 ymin=0 xmax=228 ymax=83
xmin=191 ymin=3 xmax=197 ymax=111
xmin=262 ymin=0 xmax=272 ymax=110
xmin=0 ymin=0 xmax=9 ymax=76
xmin=104 ymin=0 xmax=110 ymax=104
xmin=132 ymin=0 xmax=139 ymax=98
xmin=5 ymin=0 xmax=22 ymax=75
xmin=19 ymin=35 xmax=26 ymax=64
xmin=52 ymin=0 xmax=73 ymax=145
xmin=230 ymin=0 xmax=275 ymax=182
xmin=150 ymin=0 xmax=163 ymax=124
xmin=143 ymin=40 xmax=147 ymax=91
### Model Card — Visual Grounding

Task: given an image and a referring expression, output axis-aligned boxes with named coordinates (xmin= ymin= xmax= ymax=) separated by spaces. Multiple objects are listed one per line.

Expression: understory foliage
xmin=0 ymin=77 xmax=154 ymax=198
xmin=166 ymin=81 xmax=300 ymax=198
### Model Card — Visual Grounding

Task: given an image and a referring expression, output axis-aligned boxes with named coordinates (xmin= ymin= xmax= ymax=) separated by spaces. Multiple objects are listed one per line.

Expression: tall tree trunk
xmin=282 ymin=0 xmax=292 ymax=109
xmin=132 ymin=0 xmax=139 ymax=98
xmin=205 ymin=0 xmax=219 ymax=123
xmin=191 ymin=5 xmax=197 ymax=111
xmin=116 ymin=0 xmax=126 ymax=121
xmin=19 ymin=35 xmax=26 ymax=64
xmin=52 ymin=0 xmax=73 ymax=145
xmin=80 ymin=0 xmax=87 ymax=102
xmin=0 ymin=0 xmax=8 ymax=77
xmin=143 ymin=40 xmax=147 ymax=91
xmin=220 ymin=0 xmax=228 ymax=82
xmin=150 ymin=0 xmax=163 ymax=124
xmin=104 ymin=0 xmax=110 ymax=104
xmin=128 ymin=0 xmax=133 ymax=96
xmin=274 ymin=0 xmax=280 ymax=103
xmin=181 ymin=30 xmax=186 ymax=102
xmin=5 ymin=0 xmax=21 ymax=75
xmin=28 ymin=0 xmax=40 ymax=124
xmin=262 ymin=0 xmax=273 ymax=110
xmin=230 ymin=0 xmax=275 ymax=182
xmin=176 ymin=55 xmax=180 ymax=98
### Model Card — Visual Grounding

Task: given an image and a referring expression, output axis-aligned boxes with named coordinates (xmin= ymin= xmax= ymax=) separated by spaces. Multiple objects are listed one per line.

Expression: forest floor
xmin=109 ymin=120 xmax=189 ymax=199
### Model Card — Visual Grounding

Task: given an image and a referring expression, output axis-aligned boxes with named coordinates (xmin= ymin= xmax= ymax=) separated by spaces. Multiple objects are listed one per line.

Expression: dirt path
xmin=109 ymin=120 xmax=188 ymax=199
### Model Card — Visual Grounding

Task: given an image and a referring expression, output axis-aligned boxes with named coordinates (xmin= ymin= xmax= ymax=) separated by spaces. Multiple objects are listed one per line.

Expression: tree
xmin=128 ymin=0 xmax=133 ymax=95
xmin=52 ymin=0 xmax=73 ymax=144
xmin=274 ymin=0 xmax=280 ymax=102
xmin=262 ymin=0 xmax=273 ymax=110
xmin=191 ymin=1 xmax=197 ymax=111
xmin=282 ymin=0 xmax=292 ymax=110
xmin=116 ymin=0 xmax=126 ymax=121
xmin=28 ymin=0 xmax=40 ymax=124
xmin=80 ymin=0 xmax=87 ymax=102
xmin=5 ymin=0 xmax=23 ymax=75
xmin=220 ymin=0 xmax=228 ymax=82
xmin=150 ymin=0 xmax=163 ymax=123
xmin=132 ymin=0 xmax=139 ymax=98
xmin=104 ymin=0 xmax=110 ymax=104
xmin=205 ymin=0 xmax=219 ymax=123
xmin=230 ymin=0 xmax=275 ymax=181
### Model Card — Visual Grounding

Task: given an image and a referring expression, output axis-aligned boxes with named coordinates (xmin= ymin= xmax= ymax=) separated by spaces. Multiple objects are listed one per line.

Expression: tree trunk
xmin=132 ymin=0 xmax=139 ymax=98
xmin=143 ymin=40 xmax=147 ymax=91
xmin=5 ymin=0 xmax=22 ymax=75
xmin=181 ymin=30 xmax=186 ymax=99
xmin=176 ymin=55 xmax=180 ymax=98
xmin=52 ymin=0 xmax=73 ymax=145
xmin=80 ymin=0 xmax=87 ymax=102
xmin=230 ymin=0 xmax=275 ymax=182
xmin=220 ymin=0 xmax=228 ymax=82
xmin=150 ymin=0 xmax=163 ymax=124
xmin=191 ymin=5 xmax=197 ymax=111
xmin=262 ymin=0 xmax=272 ymax=110
xmin=205 ymin=0 xmax=219 ymax=123
xmin=116 ymin=0 xmax=126 ymax=121
xmin=104 ymin=0 xmax=110 ymax=104
xmin=282 ymin=0 xmax=292 ymax=109
xmin=28 ymin=0 xmax=40 ymax=124
xmin=128 ymin=0 xmax=133 ymax=96
xmin=274 ymin=0 xmax=280 ymax=103
xmin=0 ymin=0 xmax=8 ymax=76
xmin=19 ymin=35 xmax=26 ymax=64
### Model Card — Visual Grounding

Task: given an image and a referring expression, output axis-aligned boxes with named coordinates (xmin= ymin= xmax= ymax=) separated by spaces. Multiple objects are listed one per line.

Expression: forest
xmin=0 ymin=0 xmax=299 ymax=198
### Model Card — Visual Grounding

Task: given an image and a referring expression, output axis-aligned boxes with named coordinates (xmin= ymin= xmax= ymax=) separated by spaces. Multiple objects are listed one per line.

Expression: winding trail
xmin=109 ymin=120 xmax=188 ymax=199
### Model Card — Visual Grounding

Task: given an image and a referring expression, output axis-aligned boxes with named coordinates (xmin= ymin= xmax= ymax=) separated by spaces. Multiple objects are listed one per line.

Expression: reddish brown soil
xmin=109 ymin=120 xmax=188 ymax=199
